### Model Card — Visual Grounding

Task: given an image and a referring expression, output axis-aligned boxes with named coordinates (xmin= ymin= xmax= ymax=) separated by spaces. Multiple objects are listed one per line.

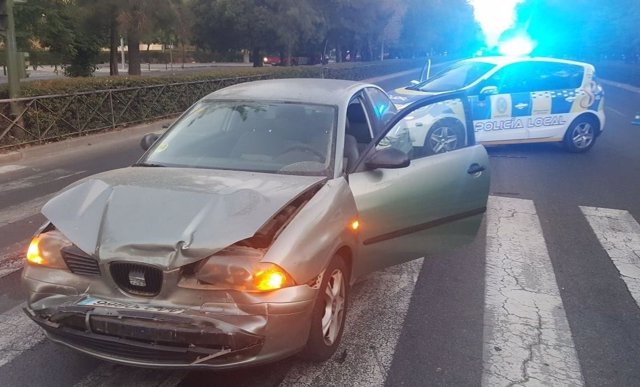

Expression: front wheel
xmin=563 ymin=116 xmax=598 ymax=153
xmin=300 ymin=255 xmax=349 ymax=361
xmin=422 ymin=118 xmax=465 ymax=156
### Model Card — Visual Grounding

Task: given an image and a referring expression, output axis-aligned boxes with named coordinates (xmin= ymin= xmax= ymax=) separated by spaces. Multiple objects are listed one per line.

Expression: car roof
xmin=205 ymin=78 xmax=374 ymax=105
xmin=463 ymin=56 xmax=593 ymax=69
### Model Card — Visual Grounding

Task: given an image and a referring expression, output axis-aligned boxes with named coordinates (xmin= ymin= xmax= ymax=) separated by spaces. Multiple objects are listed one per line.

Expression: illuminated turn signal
xmin=253 ymin=264 xmax=293 ymax=291
xmin=26 ymin=236 xmax=45 ymax=265
xmin=350 ymin=219 xmax=360 ymax=231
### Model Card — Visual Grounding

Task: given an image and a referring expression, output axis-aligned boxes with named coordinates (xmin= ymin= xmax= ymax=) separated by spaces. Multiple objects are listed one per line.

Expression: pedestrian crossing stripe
xmin=0 ymin=201 xmax=639 ymax=386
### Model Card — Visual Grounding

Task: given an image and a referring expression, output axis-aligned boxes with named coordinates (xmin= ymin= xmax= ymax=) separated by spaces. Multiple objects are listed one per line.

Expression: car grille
xmin=49 ymin=331 xmax=202 ymax=363
xmin=62 ymin=247 xmax=101 ymax=276
xmin=110 ymin=262 xmax=162 ymax=296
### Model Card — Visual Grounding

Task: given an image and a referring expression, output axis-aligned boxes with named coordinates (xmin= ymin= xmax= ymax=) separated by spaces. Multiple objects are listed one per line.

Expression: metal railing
xmin=0 ymin=74 xmax=272 ymax=150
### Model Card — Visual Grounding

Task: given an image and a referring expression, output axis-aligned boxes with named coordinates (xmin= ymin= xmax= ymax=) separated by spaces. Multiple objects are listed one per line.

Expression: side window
xmin=485 ymin=63 xmax=533 ymax=94
xmin=344 ymin=97 xmax=375 ymax=172
xmin=365 ymin=87 xmax=398 ymax=134
xmin=533 ymin=63 xmax=584 ymax=90
xmin=376 ymin=97 xmax=471 ymax=160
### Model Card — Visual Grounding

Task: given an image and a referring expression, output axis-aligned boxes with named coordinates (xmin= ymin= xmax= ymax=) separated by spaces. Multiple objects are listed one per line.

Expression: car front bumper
xmin=23 ymin=266 xmax=317 ymax=370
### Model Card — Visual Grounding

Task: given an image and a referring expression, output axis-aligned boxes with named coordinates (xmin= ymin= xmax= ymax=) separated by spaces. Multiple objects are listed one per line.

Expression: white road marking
xmin=0 ymin=194 xmax=51 ymax=228
xmin=580 ymin=206 xmax=640 ymax=308
xmin=483 ymin=196 xmax=583 ymax=386
xmin=0 ymin=239 xmax=29 ymax=278
xmin=605 ymin=106 xmax=626 ymax=118
xmin=0 ymin=303 xmax=46 ymax=367
xmin=281 ymin=258 xmax=423 ymax=387
xmin=0 ymin=168 xmax=85 ymax=194
xmin=74 ymin=363 xmax=185 ymax=387
xmin=0 ymin=165 xmax=26 ymax=175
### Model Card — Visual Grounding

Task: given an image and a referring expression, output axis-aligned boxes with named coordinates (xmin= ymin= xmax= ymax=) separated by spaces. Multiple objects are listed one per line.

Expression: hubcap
xmin=571 ymin=122 xmax=594 ymax=149
xmin=321 ymin=269 xmax=345 ymax=345
xmin=429 ymin=126 xmax=458 ymax=153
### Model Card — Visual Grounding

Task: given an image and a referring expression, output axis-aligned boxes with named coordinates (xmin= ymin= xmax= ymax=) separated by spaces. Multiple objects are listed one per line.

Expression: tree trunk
xmin=286 ymin=40 xmax=292 ymax=66
xmin=127 ymin=30 xmax=141 ymax=75
xmin=180 ymin=40 xmax=186 ymax=69
xmin=109 ymin=15 xmax=119 ymax=76
xmin=252 ymin=47 xmax=263 ymax=67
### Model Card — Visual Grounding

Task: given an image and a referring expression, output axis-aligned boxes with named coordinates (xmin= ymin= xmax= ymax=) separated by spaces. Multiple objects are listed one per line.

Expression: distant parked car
xmin=263 ymin=55 xmax=281 ymax=65
xmin=388 ymin=57 xmax=606 ymax=153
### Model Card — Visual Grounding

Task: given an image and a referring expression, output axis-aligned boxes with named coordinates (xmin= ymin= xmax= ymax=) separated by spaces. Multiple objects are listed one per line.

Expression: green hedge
xmin=1 ymin=59 xmax=422 ymax=99
xmin=0 ymin=60 xmax=423 ymax=149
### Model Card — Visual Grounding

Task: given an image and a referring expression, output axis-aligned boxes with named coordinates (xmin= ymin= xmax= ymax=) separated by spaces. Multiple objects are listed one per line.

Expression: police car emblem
xmin=128 ymin=269 xmax=146 ymax=287
xmin=496 ymin=97 xmax=508 ymax=114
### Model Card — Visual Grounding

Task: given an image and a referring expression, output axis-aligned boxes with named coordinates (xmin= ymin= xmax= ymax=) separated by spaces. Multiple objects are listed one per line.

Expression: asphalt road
xmin=0 ymin=69 xmax=639 ymax=386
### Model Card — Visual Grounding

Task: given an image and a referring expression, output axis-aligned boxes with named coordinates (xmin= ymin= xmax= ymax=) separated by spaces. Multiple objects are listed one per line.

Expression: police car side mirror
xmin=479 ymin=86 xmax=498 ymax=100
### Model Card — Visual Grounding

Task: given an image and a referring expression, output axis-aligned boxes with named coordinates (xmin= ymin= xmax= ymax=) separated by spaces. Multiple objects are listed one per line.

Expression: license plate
xmin=77 ymin=297 xmax=184 ymax=314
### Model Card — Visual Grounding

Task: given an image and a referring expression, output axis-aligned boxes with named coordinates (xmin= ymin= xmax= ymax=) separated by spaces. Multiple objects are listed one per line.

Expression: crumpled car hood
xmin=42 ymin=167 xmax=324 ymax=269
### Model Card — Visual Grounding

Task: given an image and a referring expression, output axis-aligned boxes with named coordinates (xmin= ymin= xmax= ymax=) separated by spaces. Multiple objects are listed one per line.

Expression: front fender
xmin=263 ymin=177 xmax=359 ymax=285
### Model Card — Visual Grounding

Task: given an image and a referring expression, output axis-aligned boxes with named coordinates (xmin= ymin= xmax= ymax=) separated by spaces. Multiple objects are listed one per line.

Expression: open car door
xmin=348 ymin=92 xmax=490 ymax=278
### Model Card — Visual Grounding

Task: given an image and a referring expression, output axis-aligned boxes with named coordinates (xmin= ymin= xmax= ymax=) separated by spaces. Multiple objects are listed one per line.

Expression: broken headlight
xmin=27 ymin=229 xmax=71 ymax=270
xmin=186 ymin=246 xmax=295 ymax=292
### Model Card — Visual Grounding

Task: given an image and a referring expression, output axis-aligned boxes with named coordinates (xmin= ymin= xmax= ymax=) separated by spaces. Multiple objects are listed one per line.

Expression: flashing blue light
xmin=498 ymin=36 xmax=535 ymax=57
xmin=375 ymin=103 xmax=389 ymax=118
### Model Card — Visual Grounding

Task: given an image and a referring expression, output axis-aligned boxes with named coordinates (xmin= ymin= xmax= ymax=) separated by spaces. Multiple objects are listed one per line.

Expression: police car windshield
xmin=415 ymin=61 xmax=496 ymax=92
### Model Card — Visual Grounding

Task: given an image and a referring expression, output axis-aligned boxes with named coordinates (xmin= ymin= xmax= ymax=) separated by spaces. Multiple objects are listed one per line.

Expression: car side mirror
xmin=365 ymin=148 xmax=410 ymax=170
xmin=479 ymin=85 xmax=498 ymax=100
xmin=140 ymin=133 xmax=160 ymax=151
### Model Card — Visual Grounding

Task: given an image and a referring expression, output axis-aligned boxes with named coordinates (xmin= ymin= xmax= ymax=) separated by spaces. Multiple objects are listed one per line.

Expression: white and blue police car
xmin=388 ymin=57 xmax=605 ymax=153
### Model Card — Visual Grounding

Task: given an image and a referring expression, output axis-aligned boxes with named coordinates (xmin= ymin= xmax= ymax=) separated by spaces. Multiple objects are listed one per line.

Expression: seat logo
xmin=128 ymin=269 xmax=147 ymax=287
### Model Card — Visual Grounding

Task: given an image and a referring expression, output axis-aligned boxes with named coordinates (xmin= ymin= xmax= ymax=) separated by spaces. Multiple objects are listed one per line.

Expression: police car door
xmin=348 ymin=93 xmax=490 ymax=279
xmin=470 ymin=63 xmax=533 ymax=143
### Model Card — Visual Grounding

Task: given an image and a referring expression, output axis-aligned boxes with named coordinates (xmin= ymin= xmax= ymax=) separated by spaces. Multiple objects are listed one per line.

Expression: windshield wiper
xmin=132 ymin=162 xmax=166 ymax=167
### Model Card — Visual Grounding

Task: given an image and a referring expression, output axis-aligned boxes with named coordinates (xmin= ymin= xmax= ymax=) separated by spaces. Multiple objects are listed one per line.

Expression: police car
xmin=388 ymin=57 xmax=605 ymax=153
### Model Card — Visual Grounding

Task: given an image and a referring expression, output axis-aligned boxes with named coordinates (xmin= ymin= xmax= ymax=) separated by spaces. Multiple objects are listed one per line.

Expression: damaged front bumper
xmin=23 ymin=267 xmax=317 ymax=369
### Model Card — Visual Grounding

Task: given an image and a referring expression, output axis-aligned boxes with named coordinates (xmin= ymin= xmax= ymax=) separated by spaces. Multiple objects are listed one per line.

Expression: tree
xmin=15 ymin=0 xmax=106 ymax=77
xmin=268 ymin=0 xmax=322 ymax=65
xmin=192 ymin=0 xmax=278 ymax=67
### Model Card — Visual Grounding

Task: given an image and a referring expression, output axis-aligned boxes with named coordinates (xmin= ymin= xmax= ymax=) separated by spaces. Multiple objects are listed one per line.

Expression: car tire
xmin=563 ymin=116 xmax=598 ymax=153
xmin=422 ymin=118 xmax=465 ymax=156
xmin=299 ymin=255 xmax=349 ymax=361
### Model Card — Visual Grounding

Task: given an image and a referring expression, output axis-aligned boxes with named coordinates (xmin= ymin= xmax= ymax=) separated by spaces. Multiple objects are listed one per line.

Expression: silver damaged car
xmin=23 ymin=79 xmax=490 ymax=369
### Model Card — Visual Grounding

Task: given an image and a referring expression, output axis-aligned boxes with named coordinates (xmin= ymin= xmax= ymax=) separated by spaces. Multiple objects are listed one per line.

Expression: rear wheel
xmin=300 ymin=255 xmax=348 ymax=361
xmin=563 ymin=116 xmax=598 ymax=153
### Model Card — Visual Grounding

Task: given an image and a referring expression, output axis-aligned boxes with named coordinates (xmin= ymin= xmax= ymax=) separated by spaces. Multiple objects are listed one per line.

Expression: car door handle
xmin=467 ymin=163 xmax=486 ymax=174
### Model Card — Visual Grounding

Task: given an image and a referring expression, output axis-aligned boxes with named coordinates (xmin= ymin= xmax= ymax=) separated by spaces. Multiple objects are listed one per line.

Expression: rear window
xmin=532 ymin=62 xmax=584 ymax=90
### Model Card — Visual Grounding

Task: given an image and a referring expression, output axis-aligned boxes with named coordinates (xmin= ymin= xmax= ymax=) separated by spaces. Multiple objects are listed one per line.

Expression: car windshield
xmin=143 ymin=101 xmax=336 ymax=176
xmin=415 ymin=61 xmax=496 ymax=92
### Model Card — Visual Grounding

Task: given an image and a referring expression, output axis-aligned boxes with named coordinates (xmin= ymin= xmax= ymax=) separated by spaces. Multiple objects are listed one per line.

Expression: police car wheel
xmin=563 ymin=116 xmax=598 ymax=153
xmin=423 ymin=118 xmax=465 ymax=156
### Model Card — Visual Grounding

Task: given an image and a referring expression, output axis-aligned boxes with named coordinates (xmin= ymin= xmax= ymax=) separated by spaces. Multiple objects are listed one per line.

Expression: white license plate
xmin=77 ymin=297 xmax=184 ymax=314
